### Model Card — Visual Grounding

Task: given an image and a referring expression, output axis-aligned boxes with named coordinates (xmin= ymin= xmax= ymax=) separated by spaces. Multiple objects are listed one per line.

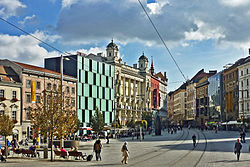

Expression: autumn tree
xmin=90 ymin=107 xmax=105 ymax=135
xmin=0 ymin=113 xmax=15 ymax=158
xmin=29 ymin=88 xmax=79 ymax=161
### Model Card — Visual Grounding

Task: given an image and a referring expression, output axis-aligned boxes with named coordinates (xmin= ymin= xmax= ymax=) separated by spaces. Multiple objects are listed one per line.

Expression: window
xmin=106 ymin=76 xmax=109 ymax=87
xmin=110 ymin=112 xmax=112 ymax=123
xmin=36 ymin=81 xmax=41 ymax=90
xmin=85 ymin=97 xmax=88 ymax=109
xmin=0 ymin=103 xmax=5 ymax=115
xmin=89 ymin=110 xmax=92 ymax=122
xmin=102 ymin=111 xmax=105 ymax=121
xmin=97 ymin=62 xmax=99 ymax=73
xmin=66 ymin=86 xmax=70 ymax=94
xmin=241 ymin=81 xmax=244 ymax=88
xmin=0 ymin=89 xmax=4 ymax=98
xmin=102 ymin=64 xmax=105 ymax=75
xmin=47 ymin=83 xmax=51 ymax=90
xmin=85 ymin=71 xmax=88 ymax=83
xmin=26 ymin=80 xmax=31 ymax=88
xmin=82 ymin=110 xmax=85 ymax=122
xmin=53 ymin=84 xmax=57 ymax=91
xmin=89 ymin=59 xmax=92 ymax=72
xmin=72 ymin=98 xmax=75 ymax=107
xmin=12 ymin=110 xmax=17 ymax=120
xmin=247 ymin=69 xmax=249 ymax=74
xmin=72 ymin=87 xmax=75 ymax=94
xmin=94 ymin=73 xmax=96 ymax=85
xmin=106 ymin=100 xmax=108 ymax=111
xmin=36 ymin=94 xmax=41 ymax=103
xmin=89 ymin=85 xmax=92 ymax=97
xmin=241 ymin=70 xmax=243 ymax=76
xmin=109 ymin=65 xmax=111 ymax=77
xmin=79 ymin=70 xmax=81 ymax=82
xmin=79 ymin=96 xmax=81 ymax=109
xmin=11 ymin=91 xmax=16 ymax=99
xmin=93 ymin=98 xmax=96 ymax=110
xmin=102 ymin=87 xmax=105 ymax=99
xmin=247 ymin=79 xmax=249 ymax=86
xmin=26 ymin=93 xmax=31 ymax=103
xmin=97 ymin=86 xmax=99 ymax=98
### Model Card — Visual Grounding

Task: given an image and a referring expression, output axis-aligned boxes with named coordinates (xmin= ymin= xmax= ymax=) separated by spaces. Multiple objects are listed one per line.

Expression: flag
xmin=147 ymin=0 xmax=156 ymax=4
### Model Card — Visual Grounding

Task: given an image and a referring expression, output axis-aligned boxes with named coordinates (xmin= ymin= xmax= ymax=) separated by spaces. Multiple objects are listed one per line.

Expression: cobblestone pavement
xmin=1 ymin=129 xmax=250 ymax=167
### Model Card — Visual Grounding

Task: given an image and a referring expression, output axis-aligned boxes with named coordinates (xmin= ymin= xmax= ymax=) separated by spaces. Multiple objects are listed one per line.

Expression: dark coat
xmin=234 ymin=142 xmax=242 ymax=153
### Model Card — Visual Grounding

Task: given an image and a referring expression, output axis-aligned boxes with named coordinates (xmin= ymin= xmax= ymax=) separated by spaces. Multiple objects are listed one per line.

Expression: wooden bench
xmin=54 ymin=151 xmax=68 ymax=159
xmin=68 ymin=151 xmax=83 ymax=160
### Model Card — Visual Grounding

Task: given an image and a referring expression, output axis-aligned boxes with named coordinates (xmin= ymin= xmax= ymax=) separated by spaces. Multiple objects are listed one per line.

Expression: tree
xmin=90 ymin=107 xmax=105 ymax=135
xmin=0 ymin=113 xmax=15 ymax=158
xmin=126 ymin=118 xmax=135 ymax=128
xmin=29 ymin=88 xmax=79 ymax=161
xmin=142 ymin=112 xmax=152 ymax=128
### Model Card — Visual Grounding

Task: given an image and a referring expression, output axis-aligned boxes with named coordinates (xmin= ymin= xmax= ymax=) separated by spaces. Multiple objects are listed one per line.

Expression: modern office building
xmin=208 ymin=72 xmax=223 ymax=122
xmin=45 ymin=53 xmax=115 ymax=134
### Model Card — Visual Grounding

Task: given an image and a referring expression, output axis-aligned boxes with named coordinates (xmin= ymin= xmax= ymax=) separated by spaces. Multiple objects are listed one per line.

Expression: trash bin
xmin=44 ymin=147 xmax=48 ymax=159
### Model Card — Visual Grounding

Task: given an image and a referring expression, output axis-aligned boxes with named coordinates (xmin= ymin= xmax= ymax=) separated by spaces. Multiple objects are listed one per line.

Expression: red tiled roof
xmin=14 ymin=62 xmax=75 ymax=79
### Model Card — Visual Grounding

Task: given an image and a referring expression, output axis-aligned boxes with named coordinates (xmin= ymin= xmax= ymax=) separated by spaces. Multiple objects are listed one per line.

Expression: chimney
xmin=164 ymin=72 xmax=166 ymax=79
xmin=133 ymin=64 xmax=137 ymax=68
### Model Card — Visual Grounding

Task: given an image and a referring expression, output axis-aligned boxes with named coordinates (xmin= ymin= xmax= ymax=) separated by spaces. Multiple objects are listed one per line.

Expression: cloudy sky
xmin=0 ymin=0 xmax=250 ymax=91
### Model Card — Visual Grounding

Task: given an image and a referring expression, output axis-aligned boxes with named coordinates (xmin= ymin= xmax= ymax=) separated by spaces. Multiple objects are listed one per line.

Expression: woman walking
xmin=93 ymin=139 xmax=102 ymax=161
xmin=121 ymin=142 xmax=129 ymax=164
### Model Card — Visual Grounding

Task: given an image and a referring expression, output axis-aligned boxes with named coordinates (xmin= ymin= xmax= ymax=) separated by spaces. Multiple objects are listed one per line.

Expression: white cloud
xmin=62 ymin=0 xmax=79 ymax=8
xmin=18 ymin=14 xmax=39 ymax=26
xmin=147 ymin=0 xmax=169 ymax=15
xmin=184 ymin=20 xmax=225 ymax=41
xmin=55 ymin=0 xmax=250 ymax=50
xmin=220 ymin=0 xmax=250 ymax=7
xmin=0 ymin=31 xmax=60 ymax=66
xmin=0 ymin=0 xmax=26 ymax=18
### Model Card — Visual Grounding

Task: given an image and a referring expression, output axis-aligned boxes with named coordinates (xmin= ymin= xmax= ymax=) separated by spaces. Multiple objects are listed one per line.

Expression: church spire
xmin=150 ymin=56 xmax=154 ymax=75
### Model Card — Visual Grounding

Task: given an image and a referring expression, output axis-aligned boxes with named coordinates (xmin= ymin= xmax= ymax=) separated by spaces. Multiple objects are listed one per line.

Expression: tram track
xmin=128 ymin=129 xmax=190 ymax=166
xmin=128 ymin=129 xmax=208 ymax=167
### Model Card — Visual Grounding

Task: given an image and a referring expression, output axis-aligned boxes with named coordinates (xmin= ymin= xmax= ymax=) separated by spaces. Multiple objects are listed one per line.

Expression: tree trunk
xmin=4 ymin=136 xmax=7 ymax=159
xmin=50 ymin=132 xmax=53 ymax=162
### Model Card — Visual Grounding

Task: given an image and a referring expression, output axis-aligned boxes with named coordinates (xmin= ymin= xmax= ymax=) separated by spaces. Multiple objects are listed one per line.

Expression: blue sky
xmin=0 ymin=0 xmax=250 ymax=91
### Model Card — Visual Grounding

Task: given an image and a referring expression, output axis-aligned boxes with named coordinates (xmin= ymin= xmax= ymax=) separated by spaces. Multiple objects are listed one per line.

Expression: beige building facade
xmin=0 ymin=65 xmax=22 ymax=142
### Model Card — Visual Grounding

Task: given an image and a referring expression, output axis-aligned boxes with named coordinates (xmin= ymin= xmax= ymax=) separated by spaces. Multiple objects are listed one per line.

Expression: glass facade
xmin=45 ymin=54 xmax=115 ymax=134
xmin=208 ymin=72 xmax=223 ymax=122
xmin=77 ymin=56 xmax=115 ymax=130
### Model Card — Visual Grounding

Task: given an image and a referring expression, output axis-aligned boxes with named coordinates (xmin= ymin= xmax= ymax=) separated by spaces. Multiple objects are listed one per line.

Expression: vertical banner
xmin=32 ymin=81 xmax=36 ymax=103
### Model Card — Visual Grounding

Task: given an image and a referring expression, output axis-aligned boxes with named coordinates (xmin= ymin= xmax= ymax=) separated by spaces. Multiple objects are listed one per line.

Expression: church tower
xmin=106 ymin=39 xmax=119 ymax=63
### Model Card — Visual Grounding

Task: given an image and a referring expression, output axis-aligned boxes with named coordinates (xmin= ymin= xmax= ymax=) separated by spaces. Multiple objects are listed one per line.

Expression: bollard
xmin=44 ymin=147 xmax=48 ymax=159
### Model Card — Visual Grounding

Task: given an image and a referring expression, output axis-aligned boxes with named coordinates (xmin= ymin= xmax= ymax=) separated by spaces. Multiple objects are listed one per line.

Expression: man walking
xmin=234 ymin=139 xmax=242 ymax=161
xmin=192 ymin=134 xmax=196 ymax=147
xmin=121 ymin=142 xmax=129 ymax=164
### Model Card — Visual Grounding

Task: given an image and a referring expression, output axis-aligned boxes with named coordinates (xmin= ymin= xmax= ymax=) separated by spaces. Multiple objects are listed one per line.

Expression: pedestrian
xmin=242 ymin=131 xmax=246 ymax=143
xmin=142 ymin=132 xmax=144 ymax=140
xmin=234 ymin=139 xmax=242 ymax=161
xmin=121 ymin=142 xmax=129 ymax=164
xmin=33 ymin=138 xmax=37 ymax=146
xmin=106 ymin=135 xmax=110 ymax=144
xmin=93 ymin=139 xmax=102 ymax=161
xmin=192 ymin=134 xmax=196 ymax=147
